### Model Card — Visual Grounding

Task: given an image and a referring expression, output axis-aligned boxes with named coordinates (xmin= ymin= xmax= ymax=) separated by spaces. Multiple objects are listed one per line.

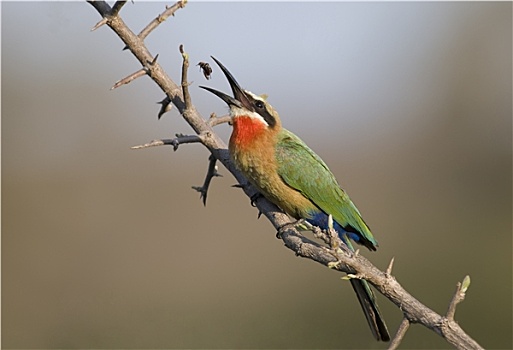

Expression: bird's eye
xmin=255 ymin=101 xmax=264 ymax=109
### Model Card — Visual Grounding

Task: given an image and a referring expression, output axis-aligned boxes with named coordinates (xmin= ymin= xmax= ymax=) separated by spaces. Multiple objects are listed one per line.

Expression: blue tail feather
xmin=307 ymin=211 xmax=362 ymax=247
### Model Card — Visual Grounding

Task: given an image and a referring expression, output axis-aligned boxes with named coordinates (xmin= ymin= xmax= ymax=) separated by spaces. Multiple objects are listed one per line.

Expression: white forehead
xmin=244 ymin=90 xmax=265 ymax=102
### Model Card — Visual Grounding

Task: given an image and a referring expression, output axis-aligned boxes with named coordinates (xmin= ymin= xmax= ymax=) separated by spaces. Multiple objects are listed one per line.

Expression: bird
xmin=200 ymin=57 xmax=390 ymax=342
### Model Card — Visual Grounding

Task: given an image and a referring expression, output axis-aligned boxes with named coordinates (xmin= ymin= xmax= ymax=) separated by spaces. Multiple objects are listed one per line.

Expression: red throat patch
xmin=229 ymin=116 xmax=268 ymax=150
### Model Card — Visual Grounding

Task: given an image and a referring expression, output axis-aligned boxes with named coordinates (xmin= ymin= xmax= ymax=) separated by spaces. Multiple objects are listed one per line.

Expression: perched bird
xmin=200 ymin=57 xmax=390 ymax=342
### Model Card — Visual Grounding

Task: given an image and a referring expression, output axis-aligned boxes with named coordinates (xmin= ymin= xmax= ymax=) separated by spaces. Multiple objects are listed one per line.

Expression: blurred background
xmin=2 ymin=2 xmax=511 ymax=349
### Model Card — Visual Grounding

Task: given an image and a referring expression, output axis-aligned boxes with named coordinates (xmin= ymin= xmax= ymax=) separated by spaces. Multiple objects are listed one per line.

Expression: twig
xmin=111 ymin=55 xmax=157 ymax=90
xmin=388 ymin=318 xmax=410 ymax=350
xmin=91 ymin=17 xmax=108 ymax=31
xmin=88 ymin=1 xmax=112 ymax=21
xmin=131 ymin=134 xmax=203 ymax=151
xmin=138 ymin=1 xmax=187 ymax=42
xmin=111 ymin=67 xmax=147 ymax=90
xmin=447 ymin=275 xmax=471 ymax=321
xmin=192 ymin=154 xmax=222 ymax=206
xmin=208 ymin=113 xmax=232 ymax=127
xmin=179 ymin=45 xmax=192 ymax=111
xmin=111 ymin=1 xmax=127 ymax=16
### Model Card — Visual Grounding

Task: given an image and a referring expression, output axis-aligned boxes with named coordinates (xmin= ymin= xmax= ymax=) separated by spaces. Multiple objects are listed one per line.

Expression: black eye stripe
xmin=248 ymin=96 xmax=276 ymax=128
xmin=261 ymin=110 xmax=276 ymax=128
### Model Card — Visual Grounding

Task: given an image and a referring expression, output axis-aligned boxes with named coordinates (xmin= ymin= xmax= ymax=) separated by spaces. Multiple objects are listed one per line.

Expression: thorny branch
xmin=137 ymin=2 xmax=186 ymax=42
xmin=131 ymin=134 xmax=203 ymax=151
xmin=88 ymin=2 xmax=483 ymax=349
xmin=192 ymin=154 xmax=222 ymax=206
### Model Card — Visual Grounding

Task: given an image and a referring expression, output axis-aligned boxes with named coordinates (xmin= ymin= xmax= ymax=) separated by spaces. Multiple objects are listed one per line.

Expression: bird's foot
xmin=250 ymin=192 xmax=263 ymax=207
xmin=327 ymin=261 xmax=342 ymax=269
xmin=276 ymin=218 xmax=306 ymax=239
xmin=232 ymin=183 xmax=264 ymax=216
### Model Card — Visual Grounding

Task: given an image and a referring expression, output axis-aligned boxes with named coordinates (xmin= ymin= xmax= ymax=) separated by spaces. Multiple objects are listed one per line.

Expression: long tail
xmin=349 ymin=278 xmax=390 ymax=341
xmin=341 ymin=233 xmax=390 ymax=341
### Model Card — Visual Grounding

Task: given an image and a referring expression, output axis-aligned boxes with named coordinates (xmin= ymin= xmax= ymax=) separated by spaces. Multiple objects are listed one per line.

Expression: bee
xmin=197 ymin=61 xmax=212 ymax=80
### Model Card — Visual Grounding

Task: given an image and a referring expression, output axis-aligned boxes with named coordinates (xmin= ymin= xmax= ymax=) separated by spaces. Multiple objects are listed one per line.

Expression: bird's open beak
xmin=199 ymin=57 xmax=252 ymax=110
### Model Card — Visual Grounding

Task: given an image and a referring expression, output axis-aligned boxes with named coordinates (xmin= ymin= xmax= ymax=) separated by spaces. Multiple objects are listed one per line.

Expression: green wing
xmin=275 ymin=129 xmax=377 ymax=247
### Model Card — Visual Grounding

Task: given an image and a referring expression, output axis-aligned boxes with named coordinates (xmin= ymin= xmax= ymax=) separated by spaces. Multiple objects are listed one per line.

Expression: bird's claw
xmin=328 ymin=261 xmax=342 ymax=269
xmin=276 ymin=219 xmax=306 ymax=239
xmin=250 ymin=192 xmax=263 ymax=207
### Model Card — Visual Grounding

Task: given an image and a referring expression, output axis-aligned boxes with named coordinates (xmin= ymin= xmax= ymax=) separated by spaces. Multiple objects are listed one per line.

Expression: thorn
xmin=191 ymin=186 xmax=207 ymax=206
xmin=91 ymin=17 xmax=108 ymax=31
xmin=148 ymin=54 xmax=159 ymax=66
xmin=111 ymin=68 xmax=147 ymax=90
xmin=386 ymin=257 xmax=395 ymax=276
xmin=336 ymin=247 xmax=346 ymax=255
xmin=171 ymin=139 xmax=180 ymax=151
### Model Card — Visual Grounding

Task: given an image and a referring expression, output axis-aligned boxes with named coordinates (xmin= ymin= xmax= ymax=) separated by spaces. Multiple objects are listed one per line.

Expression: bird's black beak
xmin=200 ymin=57 xmax=252 ymax=110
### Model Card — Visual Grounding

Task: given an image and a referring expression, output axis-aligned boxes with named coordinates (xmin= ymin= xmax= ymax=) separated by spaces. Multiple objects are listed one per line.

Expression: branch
xmin=111 ymin=1 xmax=127 ymax=16
xmin=447 ymin=275 xmax=471 ymax=321
xmin=192 ymin=154 xmax=222 ymax=206
xmin=131 ymin=134 xmax=203 ymax=151
xmin=88 ymin=3 xmax=484 ymax=349
xmin=388 ymin=318 xmax=410 ymax=350
xmin=137 ymin=1 xmax=187 ymax=42
xmin=208 ymin=112 xmax=232 ymax=127
xmin=111 ymin=67 xmax=147 ymax=90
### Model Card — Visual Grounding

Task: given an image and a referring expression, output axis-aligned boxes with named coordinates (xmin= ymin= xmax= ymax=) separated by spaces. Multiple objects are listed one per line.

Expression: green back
xmin=275 ymin=129 xmax=377 ymax=247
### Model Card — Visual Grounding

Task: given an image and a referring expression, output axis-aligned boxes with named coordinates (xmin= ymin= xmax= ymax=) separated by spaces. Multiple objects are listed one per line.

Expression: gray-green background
xmin=3 ymin=2 xmax=511 ymax=349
